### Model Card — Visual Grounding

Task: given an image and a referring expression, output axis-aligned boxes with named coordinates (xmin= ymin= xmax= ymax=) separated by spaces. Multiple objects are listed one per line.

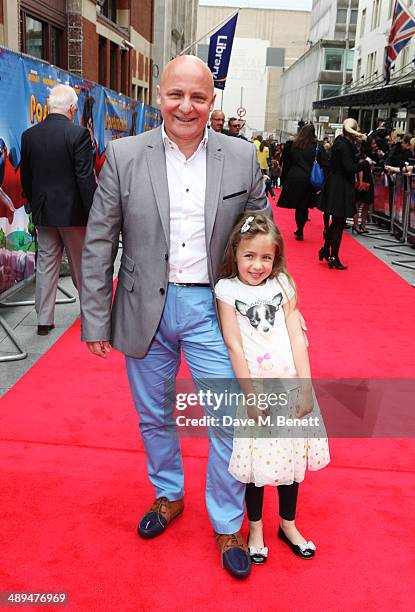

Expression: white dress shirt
xmin=162 ymin=123 xmax=209 ymax=283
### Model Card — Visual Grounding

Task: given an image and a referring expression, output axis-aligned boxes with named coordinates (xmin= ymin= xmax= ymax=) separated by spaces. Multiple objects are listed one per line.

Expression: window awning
xmin=313 ymin=81 xmax=415 ymax=109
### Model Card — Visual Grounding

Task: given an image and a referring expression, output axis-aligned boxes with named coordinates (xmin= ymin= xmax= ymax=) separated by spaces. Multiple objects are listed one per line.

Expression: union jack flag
xmin=384 ymin=0 xmax=415 ymax=83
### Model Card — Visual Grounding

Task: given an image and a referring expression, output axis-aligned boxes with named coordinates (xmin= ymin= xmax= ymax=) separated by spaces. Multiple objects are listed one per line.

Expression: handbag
xmin=310 ymin=144 xmax=324 ymax=189
xmin=354 ymin=181 xmax=370 ymax=192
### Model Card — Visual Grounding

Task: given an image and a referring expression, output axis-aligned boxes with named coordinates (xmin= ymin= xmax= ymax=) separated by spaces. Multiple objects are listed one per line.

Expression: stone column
xmin=67 ymin=0 xmax=83 ymax=76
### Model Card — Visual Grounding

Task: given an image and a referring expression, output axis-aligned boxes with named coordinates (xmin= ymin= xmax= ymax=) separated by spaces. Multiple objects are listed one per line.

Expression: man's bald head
xmin=210 ymin=109 xmax=225 ymax=133
xmin=160 ymin=55 xmax=214 ymax=93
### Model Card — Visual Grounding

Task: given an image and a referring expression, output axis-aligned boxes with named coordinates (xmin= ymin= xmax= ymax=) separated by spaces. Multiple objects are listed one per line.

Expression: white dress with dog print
xmin=215 ymin=273 xmax=330 ymax=487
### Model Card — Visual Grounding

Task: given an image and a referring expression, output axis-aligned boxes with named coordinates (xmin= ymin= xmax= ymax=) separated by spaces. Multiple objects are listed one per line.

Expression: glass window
xmin=356 ymin=58 xmax=362 ymax=81
xmin=324 ymin=48 xmax=343 ymax=71
xmin=350 ymin=10 xmax=358 ymax=25
xmin=320 ymin=85 xmax=341 ymax=99
xmin=371 ymin=0 xmax=381 ymax=30
xmin=347 ymin=49 xmax=354 ymax=71
xmin=98 ymin=36 xmax=107 ymax=86
xmin=26 ymin=16 xmax=44 ymax=60
xmin=337 ymin=9 xmax=347 ymax=23
xmin=102 ymin=0 xmax=117 ymax=23
xmin=50 ymin=27 xmax=61 ymax=66
xmin=360 ymin=9 xmax=366 ymax=37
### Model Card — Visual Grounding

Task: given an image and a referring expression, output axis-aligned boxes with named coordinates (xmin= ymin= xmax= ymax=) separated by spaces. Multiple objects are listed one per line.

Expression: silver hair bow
xmin=241 ymin=216 xmax=255 ymax=233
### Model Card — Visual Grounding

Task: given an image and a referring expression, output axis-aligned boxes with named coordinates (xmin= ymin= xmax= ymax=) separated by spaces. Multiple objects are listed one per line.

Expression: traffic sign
xmin=237 ymin=107 xmax=246 ymax=118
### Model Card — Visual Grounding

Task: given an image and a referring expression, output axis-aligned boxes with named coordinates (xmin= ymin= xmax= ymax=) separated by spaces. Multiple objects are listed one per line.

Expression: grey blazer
xmin=80 ymin=126 xmax=271 ymax=358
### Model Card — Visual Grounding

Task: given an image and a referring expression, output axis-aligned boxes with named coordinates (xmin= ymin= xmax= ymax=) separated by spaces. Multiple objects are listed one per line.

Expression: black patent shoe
xmin=248 ymin=544 xmax=268 ymax=565
xmin=248 ymin=532 xmax=268 ymax=564
xmin=328 ymin=257 xmax=348 ymax=270
xmin=278 ymin=526 xmax=316 ymax=559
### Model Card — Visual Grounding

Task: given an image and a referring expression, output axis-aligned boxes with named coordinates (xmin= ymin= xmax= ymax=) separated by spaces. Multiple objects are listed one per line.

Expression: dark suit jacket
xmin=20 ymin=113 xmax=97 ymax=226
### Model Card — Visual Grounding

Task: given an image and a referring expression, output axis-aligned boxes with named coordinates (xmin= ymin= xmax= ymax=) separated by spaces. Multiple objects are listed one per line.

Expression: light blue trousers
xmin=126 ymin=283 xmax=245 ymax=534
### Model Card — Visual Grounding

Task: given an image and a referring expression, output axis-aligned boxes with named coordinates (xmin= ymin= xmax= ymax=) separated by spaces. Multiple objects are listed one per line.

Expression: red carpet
xmin=1 ymin=197 xmax=415 ymax=610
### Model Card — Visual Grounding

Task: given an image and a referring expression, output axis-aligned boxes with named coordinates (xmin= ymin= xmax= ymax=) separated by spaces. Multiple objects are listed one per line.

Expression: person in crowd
xmin=385 ymin=133 xmax=413 ymax=169
xmin=80 ymin=55 xmax=271 ymax=580
xmin=270 ymin=155 xmax=282 ymax=188
xmin=353 ymin=143 xmax=374 ymax=234
xmin=366 ymin=137 xmax=385 ymax=169
xmin=20 ymin=84 xmax=96 ymax=335
xmin=253 ymin=134 xmax=262 ymax=150
xmin=257 ymin=138 xmax=270 ymax=174
xmin=274 ymin=143 xmax=283 ymax=163
xmin=227 ymin=117 xmax=248 ymax=140
xmin=278 ymin=124 xmax=328 ymax=241
xmin=266 ymin=138 xmax=276 ymax=160
xmin=323 ymin=140 xmax=332 ymax=156
xmin=318 ymin=118 xmax=368 ymax=270
xmin=262 ymin=172 xmax=275 ymax=198
xmin=209 ymin=109 xmax=225 ymax=133
xmin=215 ymin=212 xmax=329 ymax=565
xmin=279 ymin=138 xmax=293 ymax=187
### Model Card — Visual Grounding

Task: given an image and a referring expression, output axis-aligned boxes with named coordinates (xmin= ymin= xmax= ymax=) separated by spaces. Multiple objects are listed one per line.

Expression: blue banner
xmin=207 ymin=13 xmax=238 ymax=90
xmin=0 ymin=47 xmax=161 ymax=294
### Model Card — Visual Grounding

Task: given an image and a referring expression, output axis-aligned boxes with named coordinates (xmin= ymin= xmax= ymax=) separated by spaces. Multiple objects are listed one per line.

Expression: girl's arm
xmin=217 ymin=300 xmax=263 ymax=419
xmin=284 ymin=299 xmax=314 ymax=417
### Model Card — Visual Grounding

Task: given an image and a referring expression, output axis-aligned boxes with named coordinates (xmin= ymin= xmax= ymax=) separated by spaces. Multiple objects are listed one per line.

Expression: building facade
xmin=313 ymin=0 xmax=415 ymax=134
xmin=279 ymin=0 xmax=359 ymax=138
xmin=151 ymin=0 xmax=198 ymax=106
xmin=0 ymin=0 xmax=154 ymax=101
xmin=196 ymin=4 xmax=310 ymax=136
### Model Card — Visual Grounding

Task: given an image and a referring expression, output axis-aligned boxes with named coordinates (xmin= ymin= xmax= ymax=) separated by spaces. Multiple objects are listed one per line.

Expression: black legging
xmin=323 ymin=215 xmax=346 ymax=259
xmin=295 ymin=207 xmax=308 ymax=233
xmin=246 ymin=482 xmax=299 ymax=522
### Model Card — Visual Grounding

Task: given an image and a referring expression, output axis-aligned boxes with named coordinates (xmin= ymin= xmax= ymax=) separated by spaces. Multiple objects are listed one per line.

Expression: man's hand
xmin=86 ymin=341 xmax=112 ymax=358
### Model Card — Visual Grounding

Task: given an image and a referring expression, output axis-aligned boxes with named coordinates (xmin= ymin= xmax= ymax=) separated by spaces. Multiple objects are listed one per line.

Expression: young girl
xmin=215 ymin=212 xmax=330 ymax=564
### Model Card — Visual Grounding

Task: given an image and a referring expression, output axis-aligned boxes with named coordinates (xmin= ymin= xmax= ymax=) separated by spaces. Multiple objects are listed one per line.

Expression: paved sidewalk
xmin=1 ymin=229 xmax=414 ymax=399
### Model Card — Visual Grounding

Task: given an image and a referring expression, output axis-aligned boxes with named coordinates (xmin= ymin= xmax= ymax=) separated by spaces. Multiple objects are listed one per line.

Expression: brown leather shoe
xmin=137 ymin=497 xmax=184 ymax=538
xmin=215 ymin=531 xmax=251 ymax=579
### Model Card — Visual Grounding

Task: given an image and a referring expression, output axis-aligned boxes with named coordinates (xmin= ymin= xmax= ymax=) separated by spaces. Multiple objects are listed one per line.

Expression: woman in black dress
xmin=353 ymin=143 xmax=374 ymax=234
xmin=278 ymin=125 xmax=327 ymax=241
xmin=319 ymin=119 xmax=367 ymax=270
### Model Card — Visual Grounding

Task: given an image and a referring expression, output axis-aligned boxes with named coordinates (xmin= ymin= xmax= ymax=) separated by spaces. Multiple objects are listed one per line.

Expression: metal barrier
xmin=391 ymin=174 xmax=415 ymax=275
xmin=0 ymin=277 xmax=76 ymax=363
xmin=369 ymin=173 xmax=415 ymax=262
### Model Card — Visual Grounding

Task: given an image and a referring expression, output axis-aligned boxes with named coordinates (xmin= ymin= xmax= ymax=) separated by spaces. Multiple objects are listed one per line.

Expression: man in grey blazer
xmin=81 ymin=55 xmax=270 ymax=579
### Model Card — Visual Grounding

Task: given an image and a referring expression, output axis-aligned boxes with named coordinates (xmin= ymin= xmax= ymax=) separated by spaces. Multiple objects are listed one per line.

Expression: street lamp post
xmin=339 ymin=0 xmax=352 ymax=123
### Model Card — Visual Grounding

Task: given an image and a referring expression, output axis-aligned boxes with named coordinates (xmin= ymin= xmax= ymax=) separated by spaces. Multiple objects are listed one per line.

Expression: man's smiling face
xmin=157 ymin=57 xmax=215 ymax=150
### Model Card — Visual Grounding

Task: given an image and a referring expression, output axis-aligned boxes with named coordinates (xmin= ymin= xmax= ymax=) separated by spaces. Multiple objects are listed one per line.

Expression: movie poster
xmin=0 ymin=47 xmax=161 ymax=294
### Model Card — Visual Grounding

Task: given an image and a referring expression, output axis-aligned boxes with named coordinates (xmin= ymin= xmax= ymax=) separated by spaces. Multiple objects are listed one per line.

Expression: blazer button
xmin=160 ymin=288 xmax=165 ymax=295
xmin=164 ymin=253 xmax=168 ymax=260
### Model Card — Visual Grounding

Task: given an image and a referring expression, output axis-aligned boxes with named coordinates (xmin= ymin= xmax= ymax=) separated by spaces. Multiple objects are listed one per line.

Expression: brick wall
xmin=82 ymin=18 xmax=98 ymax=83
xmin=130 ymin=0 xmax=153 ymax=42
